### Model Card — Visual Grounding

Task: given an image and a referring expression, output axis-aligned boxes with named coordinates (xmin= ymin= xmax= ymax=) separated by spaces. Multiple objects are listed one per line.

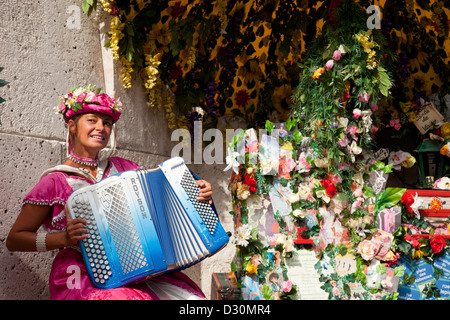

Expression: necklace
xmin=68 ymin=151 xmax=99 ymax=167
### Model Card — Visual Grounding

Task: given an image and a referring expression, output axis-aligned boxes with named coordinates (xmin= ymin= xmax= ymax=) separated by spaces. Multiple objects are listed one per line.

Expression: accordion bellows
xmin=67 ymin=157 xmax=229 ymax=289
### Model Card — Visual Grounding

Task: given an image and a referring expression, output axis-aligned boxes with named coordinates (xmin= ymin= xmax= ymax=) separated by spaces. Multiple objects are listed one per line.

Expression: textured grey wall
xmin=0 ymin=0 xmax=235 ymax=299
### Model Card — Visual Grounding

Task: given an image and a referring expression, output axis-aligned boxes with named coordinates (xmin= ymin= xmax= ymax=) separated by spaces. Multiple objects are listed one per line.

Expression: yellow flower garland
xmin=216 ymin=0 xmax=229 ymax=32
xmin=120 ymin=56 xmax=134 ymax=89
xmin=100 ymin=0 xmax=113 ymax=13
xmin=354 ymin=30 xmax=377 ymax=70
xmin=110 ymin=16 xmax=125 ymax=60
xmin=143 ymin=52 xmax=177 ymax=129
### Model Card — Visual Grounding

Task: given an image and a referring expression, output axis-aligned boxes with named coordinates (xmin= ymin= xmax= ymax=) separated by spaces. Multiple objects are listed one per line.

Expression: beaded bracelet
xmin=36 ymin=233 xmax=47 ymax=252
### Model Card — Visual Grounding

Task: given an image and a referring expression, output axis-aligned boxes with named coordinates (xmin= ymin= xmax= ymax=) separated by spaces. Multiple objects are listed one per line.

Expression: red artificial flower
xmin=243 ymin=174 xmax=257 ymax=193
xmin=340 ymin=91 xmax=351 ymax=103
xmin=320 ymin=179 xmax=337 ymax=198
xmin=430 ymin=236 xmax=446 ymax=254
xmin=404 ymin=233 xmax=420 ymax=250
xmin=401 ymin=192 xmax=414 ymax=214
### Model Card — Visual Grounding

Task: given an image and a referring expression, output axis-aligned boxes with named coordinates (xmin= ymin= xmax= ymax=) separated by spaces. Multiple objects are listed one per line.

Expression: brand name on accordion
xmin=131 ymin=178 xmax=147 ymax=219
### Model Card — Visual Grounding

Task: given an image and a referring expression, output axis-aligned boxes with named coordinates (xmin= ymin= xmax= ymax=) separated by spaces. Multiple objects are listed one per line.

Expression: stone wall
xmin=0 ymin=0 xmax=234 ymax=299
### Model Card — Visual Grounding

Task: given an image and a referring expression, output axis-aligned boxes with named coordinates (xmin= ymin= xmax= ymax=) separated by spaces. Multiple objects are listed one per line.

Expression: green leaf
xmin=403 ymin=273 xmax=416 ymax=285
xmin=376 ymin=187 xmax=406 ymax=211
xmin=376 ymin=263 xmax=386 ymax=274
xmin=380 ymin=85 xmax=389 ymax=97
xmin=293 ymin=129 xmax=302 ymax=142
xmin=71 ymin=102 xmax=83 ymax=111
xmin=343 ymin=283 xmax=351 ymax=297
xmin=265 ymin=120 xmax=274 ymax=133
xmin=363 ymin=186 xmax=374 ymax=198
xmin=394 ymin=266 xmax=405 ymax=278
xmin=286 ymin=117 xmax=299 ymax=131
xmin=262 ymin=284 xmax=273 ymax=300
xmin=82 ymin=0 xmax=91 ymax=13
xmin=230 ymin=261 xmax=237 ymax=273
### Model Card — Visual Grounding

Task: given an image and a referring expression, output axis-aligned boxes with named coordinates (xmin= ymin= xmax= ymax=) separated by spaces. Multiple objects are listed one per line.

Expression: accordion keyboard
xmin=179 ymin=168 xmax=219 ymax=235
xmin=70 ymin=193 xmax=112 ymax=286
xmin=101 ymin=183 xmax=149 ymax=274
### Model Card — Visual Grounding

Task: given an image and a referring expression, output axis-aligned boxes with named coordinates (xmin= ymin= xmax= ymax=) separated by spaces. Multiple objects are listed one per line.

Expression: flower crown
xmin=56 ymin=85 xmax=122 ymax=123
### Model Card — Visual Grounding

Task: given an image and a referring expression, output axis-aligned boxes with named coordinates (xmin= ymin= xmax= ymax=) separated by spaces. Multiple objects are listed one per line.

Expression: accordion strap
xmin=40 ymin=160 xmax=108 ymax=181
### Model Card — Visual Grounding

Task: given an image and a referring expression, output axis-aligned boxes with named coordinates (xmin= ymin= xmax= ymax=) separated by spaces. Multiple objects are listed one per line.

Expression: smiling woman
xmin=6 ymin=85 xmax=213 ymax=300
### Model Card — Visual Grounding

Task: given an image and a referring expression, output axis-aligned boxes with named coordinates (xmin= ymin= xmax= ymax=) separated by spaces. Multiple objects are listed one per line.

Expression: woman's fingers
xmin=64 ymin=205 xmax=88 ymax=245
xmin=196 ymin=180 xmax=213 ymax=204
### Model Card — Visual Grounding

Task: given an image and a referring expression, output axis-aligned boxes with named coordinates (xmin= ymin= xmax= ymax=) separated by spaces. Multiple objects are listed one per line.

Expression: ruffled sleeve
xmin=23 ymin=172 xmax=72 ymax=206
xmin=22 ymin=172 xmax=72 ymax=231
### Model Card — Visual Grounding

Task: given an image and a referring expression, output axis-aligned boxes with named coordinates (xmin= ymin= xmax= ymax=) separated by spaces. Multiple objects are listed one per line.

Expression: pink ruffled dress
xmin=23 ymin=157 xmax=206 ymax=300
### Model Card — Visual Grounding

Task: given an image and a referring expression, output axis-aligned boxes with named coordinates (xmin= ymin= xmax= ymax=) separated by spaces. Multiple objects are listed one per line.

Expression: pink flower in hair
xmin=76 ymin=92 xmax=87 ymax=103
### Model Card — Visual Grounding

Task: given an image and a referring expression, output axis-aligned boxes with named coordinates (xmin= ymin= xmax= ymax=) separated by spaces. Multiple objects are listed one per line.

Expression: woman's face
xmin=69 ymin=113 xmax=113 ymax=156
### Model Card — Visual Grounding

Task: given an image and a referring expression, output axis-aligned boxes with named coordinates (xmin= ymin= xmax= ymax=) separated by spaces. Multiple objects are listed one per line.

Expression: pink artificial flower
xmin=76 ymin=92 xmax=87 ymax=103
xmin=347 ymin=125 xmax=359 ymax=140
xmin=338 ymin=135 xmax=349 ymax=147
xmin=282 ymin=280 xmax=293 ymax=293
xmin=358 ymin=92 xmax=370 ymax=103
xmin=387 ymin=119 xmax=402 ymax=131
xmin=332 ymin=50 xmax=342 ymax=61
xmin=296 ymin=157 xmax=312 ymax=173
xmin=371 ymin=125 xmax=379 ymax=136
xmin=351 ymin=197 xmax=364 ymax=213
xmin=284 ymin=158 xmax=297 ymax=172
xmin=90 ymin=94 xmax=107 ymax=106
xmin=353 ymin=187 xmax=364 ymax=198
xmin=325 ymin=59 xmax=334 ymax=71
xmin=246 ymin=141 xmax=259 ymax=153
xmin=353 ymin=108 xmax=362 ymax=119
xmin=370 ymin=102 xmax=378 ymax=112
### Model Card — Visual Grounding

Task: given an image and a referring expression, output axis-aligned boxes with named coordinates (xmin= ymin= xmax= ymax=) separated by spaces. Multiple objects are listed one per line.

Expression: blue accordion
xmin=66 ymin=157 xmax=229 ymax=289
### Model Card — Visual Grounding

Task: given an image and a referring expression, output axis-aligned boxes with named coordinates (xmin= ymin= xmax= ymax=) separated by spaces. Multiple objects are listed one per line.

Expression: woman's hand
xmin=196 ymin=179 xmax=213 ymax=204
xmin=64 ymin=205 xmax=88 ymax=247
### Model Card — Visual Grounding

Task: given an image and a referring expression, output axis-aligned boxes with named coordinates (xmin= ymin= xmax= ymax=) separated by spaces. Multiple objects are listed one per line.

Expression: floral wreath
xmin=56 ymin=85 xmax=123 ymax=123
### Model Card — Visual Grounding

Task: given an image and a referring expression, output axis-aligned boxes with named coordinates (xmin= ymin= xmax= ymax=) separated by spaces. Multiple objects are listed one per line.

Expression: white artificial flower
xmin=435 ymin=177 xmax=450 ymax=190
xmin=234 ymin=224 xmax=253 ymax=247
xmin=72 ymin=87 xmax=85 ymax=96
xmin=293 ymin=209 xmax=306 ymax=218
xmin=410 ymin=192 xmax=424 ymax=219
xmin=316 ymin=189 xmax=330 ymax=203
xmin=224 ymin=151 xmax=241 ymax=174
xmin=314 ymin=157 xmax=328 ymax=169
xmin=338 ymin=44 xmax=347 ymax=54
xmin=350 ymin=141 xmax=362 ymax=155
xmin=85 ymin=91 xmax=95 ymax=102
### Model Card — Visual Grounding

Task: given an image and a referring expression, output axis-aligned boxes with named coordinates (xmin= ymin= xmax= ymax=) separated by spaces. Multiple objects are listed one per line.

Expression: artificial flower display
xmin=224 ymin=0 xmax=450 ymax=301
